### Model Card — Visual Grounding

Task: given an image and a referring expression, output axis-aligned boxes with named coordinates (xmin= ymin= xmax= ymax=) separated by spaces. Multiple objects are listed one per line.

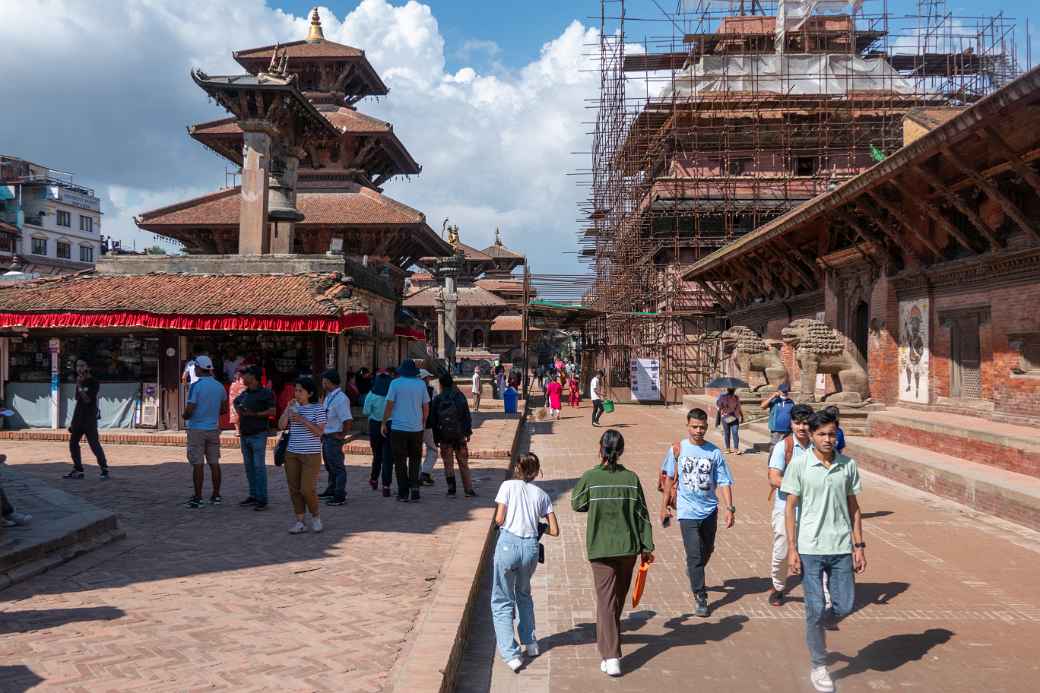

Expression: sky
xmin=1 ymin=1 xmax=1038 ymax=274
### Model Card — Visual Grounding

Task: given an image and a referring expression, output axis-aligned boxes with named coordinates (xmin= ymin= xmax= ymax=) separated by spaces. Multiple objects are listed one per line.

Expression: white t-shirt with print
xmin=495 ymin=479 xmax=553 ymax=539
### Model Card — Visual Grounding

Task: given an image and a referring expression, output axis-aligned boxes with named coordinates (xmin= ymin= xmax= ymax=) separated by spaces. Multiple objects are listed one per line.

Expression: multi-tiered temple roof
xmin=136 ymin=7 xmax=449 ymax=264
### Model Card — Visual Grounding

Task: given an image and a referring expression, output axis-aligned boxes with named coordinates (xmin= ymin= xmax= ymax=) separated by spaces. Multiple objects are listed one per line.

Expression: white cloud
xmin=0 ymin=0 xmax=598 ymax=273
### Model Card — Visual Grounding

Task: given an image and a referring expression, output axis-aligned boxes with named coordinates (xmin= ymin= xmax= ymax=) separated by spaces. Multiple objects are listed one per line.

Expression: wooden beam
xmin=912 ymin=163 xmax=1002 ymax=250
xmin=853 ymin=200 xmax=926 ymax=266
xmin=891 ymin=180 xmax=979 ymax=255
xmin=865 ymin=189 xmax=943 ymax=259
xmin=939 ymin=145 xmax=1040 ymax=243
xmin=979 ymin=129 xmax=1040 ymax=196
xmin=776 ymin=236 xmax=825 ymax=283
xmin=764 ymin=242 xmax=814 ymax=290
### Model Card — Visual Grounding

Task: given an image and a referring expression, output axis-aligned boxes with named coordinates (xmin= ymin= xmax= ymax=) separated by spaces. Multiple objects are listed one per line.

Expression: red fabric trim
xmin=0 ymin=311 xmax=369 ymax=334
xmin=394 ymin=325 xmax=426 ymax=341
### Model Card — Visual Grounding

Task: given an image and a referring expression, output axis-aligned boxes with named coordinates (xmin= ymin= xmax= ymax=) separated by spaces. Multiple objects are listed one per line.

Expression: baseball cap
xmin=195 ymin=355 xmax=214 ymax=370
xmin=418 ymin=368 xmax=433 ymax=379
xmin=778 ymin=382 xmax=790 ymax=393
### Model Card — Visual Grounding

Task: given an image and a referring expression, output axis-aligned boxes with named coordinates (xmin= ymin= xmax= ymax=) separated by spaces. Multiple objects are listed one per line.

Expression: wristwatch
xmin=854 ymin=542 xmax=866 ymax=549
xmin=727 ymin=506 xmax=736 ymax=513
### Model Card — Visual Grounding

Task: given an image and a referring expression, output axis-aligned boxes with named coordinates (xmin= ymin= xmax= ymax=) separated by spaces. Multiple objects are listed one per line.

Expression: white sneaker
xmin=506 ymin=658 xmax=522 ymax=672
xmin=525 ymin=642 xmax=539 ymax=657
xmin=600 ymin=660 xmax=607 ymax=673
xmin=604 ymin=658 xmax=621 ymax=677
xmin=288 ymin=521 xmax=308 ymax=534
xmin=311 ymin=517 xmax=323 ymax=533
xmin=810 ymin=666 xmax=834 ymax=692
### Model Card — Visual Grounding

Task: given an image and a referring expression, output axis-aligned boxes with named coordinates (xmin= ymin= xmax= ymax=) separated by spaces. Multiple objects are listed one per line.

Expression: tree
xmin=145 ymin=245 xmax=166 ymax=255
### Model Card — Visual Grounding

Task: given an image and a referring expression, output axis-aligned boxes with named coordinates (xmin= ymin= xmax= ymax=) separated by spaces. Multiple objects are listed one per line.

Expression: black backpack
xmin=436 ymin=393 xmax=464 ymax=442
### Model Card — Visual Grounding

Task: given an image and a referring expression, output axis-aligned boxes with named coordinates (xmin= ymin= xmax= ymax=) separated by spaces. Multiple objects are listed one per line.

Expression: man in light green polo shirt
xmin=781 ymin=408 xmax=866 ymax=693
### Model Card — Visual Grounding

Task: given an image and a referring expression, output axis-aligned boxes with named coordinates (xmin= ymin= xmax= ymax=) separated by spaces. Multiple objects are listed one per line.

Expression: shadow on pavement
xmin=861 ymin=510 xmax=894 ymax=519
xmin=0 ymin=666 xmax=43 ymax=693
xmin=623 ymin=614 xmax=750 ymax=672
xmin=829 ymin=628 xmax=954 ymax=680
xmin=853 ymin=581 xmax=910 ymax=611
xmin=0 ymin=606 xmax=124 ymax=634
xmin=709 ymin=576 xmax=773 ymax=611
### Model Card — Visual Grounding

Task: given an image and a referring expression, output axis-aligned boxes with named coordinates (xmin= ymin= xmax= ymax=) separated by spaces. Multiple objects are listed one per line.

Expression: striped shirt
xmin=287 ymin=403 xmax=327 ymax=454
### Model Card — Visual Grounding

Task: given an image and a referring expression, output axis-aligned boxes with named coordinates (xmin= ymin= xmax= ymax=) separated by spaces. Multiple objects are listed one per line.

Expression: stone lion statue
xmin=719 ymin=326 xmax=788 ymax=391
xmin=780 ymin=319 xmax=869 ymax=403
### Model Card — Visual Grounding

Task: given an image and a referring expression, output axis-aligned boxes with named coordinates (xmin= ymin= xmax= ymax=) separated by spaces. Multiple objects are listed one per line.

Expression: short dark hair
xmin=295 ymin=377 xmax=320 ymax=404
xmin=321 ymin=369 xmax=341 ymax=386
xmin=515 ymin=453 xmax=541 ymax=482
xmin=438 ymin=373 xmax=454 ymax=390
xmin=242 ymin=365 xmax=263 ymax=380
xmin=823 ymin=405 xmax=841 ymax=422
xmin=791 ymin=404 xmax=815 ymax=422
xmin=808 ymin=408 xmax=839 ymax=432
xmin=687 ymin=408 xmax=708 ymax=422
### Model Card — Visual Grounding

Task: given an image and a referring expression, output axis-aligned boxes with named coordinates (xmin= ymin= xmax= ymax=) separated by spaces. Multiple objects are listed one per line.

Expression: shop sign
xmin=630 ymin=358 xmax=661 ymax=401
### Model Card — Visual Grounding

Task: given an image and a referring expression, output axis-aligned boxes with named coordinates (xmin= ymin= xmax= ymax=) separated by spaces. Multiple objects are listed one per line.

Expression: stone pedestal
xmin=239 ymin=127 xmax=272 ymax=255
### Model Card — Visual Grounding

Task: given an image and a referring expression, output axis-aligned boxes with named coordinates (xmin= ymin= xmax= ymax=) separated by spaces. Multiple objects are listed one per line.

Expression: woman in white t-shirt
xmin=492 ymin=453 xmax=559 ymax=672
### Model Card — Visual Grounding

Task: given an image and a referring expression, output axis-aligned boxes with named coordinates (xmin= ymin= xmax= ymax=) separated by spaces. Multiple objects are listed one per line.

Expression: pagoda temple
xmin=0 ymin=8 xmax=449 ymax=431
xmin=405 ymin=227 xmax=531 ymax=367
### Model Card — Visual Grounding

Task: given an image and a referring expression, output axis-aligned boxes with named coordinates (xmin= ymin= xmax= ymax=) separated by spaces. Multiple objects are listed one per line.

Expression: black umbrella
xmin=706 ymin=376 xmax=749 ymax=389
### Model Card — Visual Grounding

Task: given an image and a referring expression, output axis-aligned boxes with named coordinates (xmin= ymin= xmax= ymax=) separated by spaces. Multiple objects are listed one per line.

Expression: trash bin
xmin=503 ymin=386 xmax=519 ymax=414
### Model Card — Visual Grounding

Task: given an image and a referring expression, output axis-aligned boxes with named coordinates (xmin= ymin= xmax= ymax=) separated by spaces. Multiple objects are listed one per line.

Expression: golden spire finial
xmin=307 ymin=7 xmax=324 ymax=42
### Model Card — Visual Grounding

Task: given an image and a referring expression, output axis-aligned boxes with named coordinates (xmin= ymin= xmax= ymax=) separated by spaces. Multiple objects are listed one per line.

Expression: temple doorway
xmin=950 ymin=315 xmax=982 ymax=399
xmin=852 ymin=300 xmax=869 ymax=362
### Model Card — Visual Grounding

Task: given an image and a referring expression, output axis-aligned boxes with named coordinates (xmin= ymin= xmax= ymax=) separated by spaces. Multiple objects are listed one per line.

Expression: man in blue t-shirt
xmin=182 ymin=355 xmax=228 ymax=508
xmin=761 ymin=382 xmax=795 ymax=445
xmin=660 ymin=407 xmax=735 ymax=617
xmin=381 ymin=359 xmax=431 ymax=502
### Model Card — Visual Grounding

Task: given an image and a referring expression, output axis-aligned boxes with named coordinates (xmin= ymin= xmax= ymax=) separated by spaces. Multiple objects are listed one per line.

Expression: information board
xmin=630 ymin=358 xmax=662 ymax=401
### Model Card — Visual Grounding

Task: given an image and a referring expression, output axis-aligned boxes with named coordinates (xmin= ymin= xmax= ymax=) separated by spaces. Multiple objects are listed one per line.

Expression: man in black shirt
xmin=64 ymin=360 xmax=110 ymax=479
xmin=234 ymin=365 xmax=276 ymax=510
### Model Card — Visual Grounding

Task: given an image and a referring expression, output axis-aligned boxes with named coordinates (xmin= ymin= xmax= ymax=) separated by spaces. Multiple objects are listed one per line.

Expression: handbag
xmin=602 ymin=399 xmax=615 ymax=414
xmin=274 ymin=429 xmax=290 ymax=466
xmin=722 ymin=414 xmax=739 ymax=426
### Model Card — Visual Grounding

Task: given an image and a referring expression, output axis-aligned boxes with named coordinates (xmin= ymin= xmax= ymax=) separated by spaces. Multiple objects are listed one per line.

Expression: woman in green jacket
xmin=571 ymin=429 xmax=655 ymax=678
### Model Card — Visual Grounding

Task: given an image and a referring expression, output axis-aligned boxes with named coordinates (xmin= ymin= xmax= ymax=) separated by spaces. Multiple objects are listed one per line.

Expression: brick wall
xmin=868 ymin=273 xmax=900 ymax=404
xmin=870 ymin=420 xmax=1040 ymax=478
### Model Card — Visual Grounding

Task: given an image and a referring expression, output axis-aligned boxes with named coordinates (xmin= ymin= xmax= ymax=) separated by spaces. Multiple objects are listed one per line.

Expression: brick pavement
xmin=0 ymin=411 xmax=518 ymax=692
xmin=457 ymin=401 xmax=1040 ymax=693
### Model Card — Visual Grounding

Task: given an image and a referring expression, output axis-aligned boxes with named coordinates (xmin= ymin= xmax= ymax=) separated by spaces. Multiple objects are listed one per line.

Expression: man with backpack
xmin=766 ymin=403 xmax=814 ymax=606
xmin=429 ymin=373 xmax=476 ymax=497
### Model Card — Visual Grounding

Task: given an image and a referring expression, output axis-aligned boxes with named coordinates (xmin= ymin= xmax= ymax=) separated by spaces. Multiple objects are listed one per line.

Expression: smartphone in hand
xmin=662 ymin=515 xmax=672 ymax=528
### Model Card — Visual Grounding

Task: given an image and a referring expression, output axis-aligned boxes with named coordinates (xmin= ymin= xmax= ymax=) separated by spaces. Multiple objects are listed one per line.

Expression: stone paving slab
xmin=0 ymin=406 xmax=521 ymax=692
xmin=1 ymin=466 xmax=123 ymax=589
xmin=456 ymin=401 xmax=1040 ymax=693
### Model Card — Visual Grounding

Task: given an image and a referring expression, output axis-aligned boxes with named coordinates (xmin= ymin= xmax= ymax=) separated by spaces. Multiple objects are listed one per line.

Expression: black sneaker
xmin=185 ymin=497 xmax=204 ymax=509
xmin=464 ymin=489 xmax=478 ymax=498
xmin=420 ymin=473 xmax=435 ymax=486
xmin=695 ymin=598 xmax=710 ymax=618
xmin=410 ymin=490 xmax=421 ymax=502
xmin=768 ymin=589 xmax=784 ymax=607
xmin=326 ymin=498 xmax=346 ymax=506
xmin=209 ymin=495 xmax=222 ymax=505
xmin=317 ymin=489 xmax=335 ymax=499
xmin=382 ymin=487 xmax=391 ymax=498
xmin=446 ymin=486 xmax=457 ymax=497
xmin=253 ymin=502 xmax=269 ymax=511
xmin=99 ymin=469 xmax=110 ymax=480
xmin=63 ymin=470 xmax=85 ymax=479
xmin=239 ymin=497 xmax=258 ymax=507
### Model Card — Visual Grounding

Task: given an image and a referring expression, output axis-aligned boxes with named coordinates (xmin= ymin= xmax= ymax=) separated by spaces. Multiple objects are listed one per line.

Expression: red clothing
xmin=547 ymin=381 xmax=563 ymax=410
xmin=568 ymin=379 xmax=581 ymax=406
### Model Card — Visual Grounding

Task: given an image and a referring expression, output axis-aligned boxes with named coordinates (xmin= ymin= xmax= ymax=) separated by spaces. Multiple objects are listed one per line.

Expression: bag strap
xmin=785 ymin=434 xmax=795 ymax=465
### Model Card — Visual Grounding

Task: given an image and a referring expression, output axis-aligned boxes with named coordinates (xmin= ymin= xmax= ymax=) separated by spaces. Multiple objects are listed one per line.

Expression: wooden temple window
xmin=794 ymin=156 xmax=817 ymax=177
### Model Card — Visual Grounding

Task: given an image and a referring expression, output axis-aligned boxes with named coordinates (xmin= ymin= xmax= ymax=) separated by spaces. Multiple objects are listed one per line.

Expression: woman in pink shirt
xmin=547 ymin=374 xmax=564 ymax=420
xmin=715 ymin=387 xmax=744 ymax=454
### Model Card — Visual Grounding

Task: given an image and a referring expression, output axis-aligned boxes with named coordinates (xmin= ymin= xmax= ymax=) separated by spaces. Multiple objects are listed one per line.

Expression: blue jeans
xmin=722 ymin=421 xmax=740 ymax=450
xmin=239 ymin=433 xmax=269 ymax=504
xmin=491 ymin=529 xmax=540 ymax=661
xmin=801 ymin=553 xmax=855 ymax=666
xmin=322 ymin=435 xmax=347 ymax=501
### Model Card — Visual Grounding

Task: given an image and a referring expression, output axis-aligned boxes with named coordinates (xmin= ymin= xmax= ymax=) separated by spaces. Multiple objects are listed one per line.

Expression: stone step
xmin=867 ymin=407 xmax=1040 ymax=479
xmin=845 ymin=435 xmax=1040 ymax=533
xmin=1 ymin=467 xmax=125 ymax=590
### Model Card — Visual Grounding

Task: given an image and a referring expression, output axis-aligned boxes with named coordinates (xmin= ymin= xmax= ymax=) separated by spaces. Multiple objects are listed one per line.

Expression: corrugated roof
xmin=403 ymin=286 xmax=508 ymax=308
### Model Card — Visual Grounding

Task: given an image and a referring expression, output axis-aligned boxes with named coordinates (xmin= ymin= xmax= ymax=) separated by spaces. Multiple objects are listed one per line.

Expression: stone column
xmin=238 ymin=123 xmax=273 ymax=255
xmin=270 ymin=149 xmax=302 ymax=254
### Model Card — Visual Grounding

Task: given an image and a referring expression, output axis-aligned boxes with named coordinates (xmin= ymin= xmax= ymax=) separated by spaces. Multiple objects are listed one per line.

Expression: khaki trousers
xmin=590 ymin=555 xmax=637 ymax=659
xmin=284 ymin=452 xmax=321 ymax=516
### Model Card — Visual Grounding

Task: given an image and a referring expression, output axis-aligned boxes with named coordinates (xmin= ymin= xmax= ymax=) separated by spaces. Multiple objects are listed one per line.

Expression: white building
xmin=0 ymin=155 xmax=102 ymax=275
